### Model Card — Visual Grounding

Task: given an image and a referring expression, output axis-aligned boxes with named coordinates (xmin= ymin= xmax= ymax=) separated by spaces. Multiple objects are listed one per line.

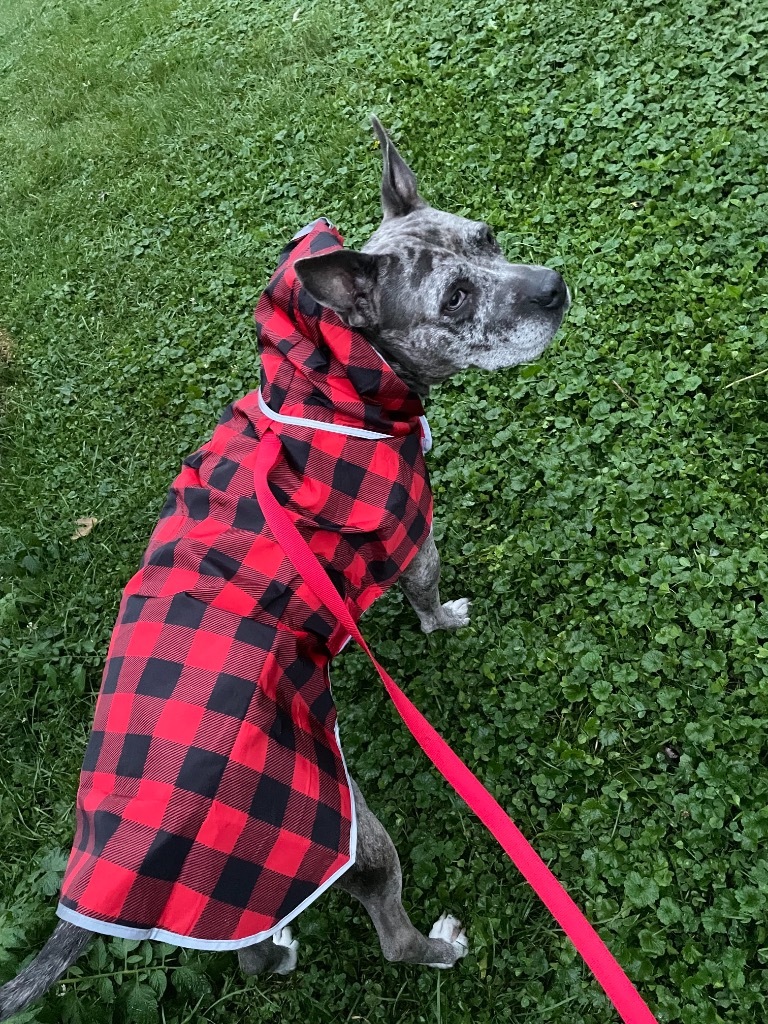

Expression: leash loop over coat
xmin=255 ymin=427 xmax=659 ymax=1024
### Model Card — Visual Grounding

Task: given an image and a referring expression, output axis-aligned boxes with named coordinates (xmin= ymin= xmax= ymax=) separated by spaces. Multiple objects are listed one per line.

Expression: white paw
xmin=422 ymin=598 xmax=472 ymax=634
xmin=442 ymin=598 xmax=470 ymax=626
xmin=426 ymin=912 xmax=469 ymax=968
xmin=272 ymin=925 xmax=299 ymax=974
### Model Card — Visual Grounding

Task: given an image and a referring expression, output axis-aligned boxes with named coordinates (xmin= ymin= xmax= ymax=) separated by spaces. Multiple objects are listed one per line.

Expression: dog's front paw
xmin=272 ymin=926 xmax=299 ymax=975
xmin=422 ymin=598 xmax=471 ymax=634
xmin=426 ymin=913 xmax=469 ymax=968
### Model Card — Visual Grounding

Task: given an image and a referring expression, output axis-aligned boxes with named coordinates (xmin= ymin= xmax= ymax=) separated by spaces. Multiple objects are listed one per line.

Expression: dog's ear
xmin=371 ymin=115 xmax=425 ymax=220
xmin=295 ymin=250 xmax=385 ymax=329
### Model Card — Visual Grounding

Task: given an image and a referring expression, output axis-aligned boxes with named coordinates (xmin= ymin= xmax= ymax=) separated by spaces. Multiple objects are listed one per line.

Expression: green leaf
xmin=147 ymin=968 xmax=168 ymax=999
xmin=173 ymin=965 xmax=212 ymax=1000
xmin=579 ymin=650 xmax=602 ymax=671
xmin=124 ymin=981 xmax=159 ymax=1024
xmin=641 ymin=650 xmax=664 ymax=673
xmin=97 ymin=976 xmax=115 ymax=1004
xmin=639 ymin=928 xmax=666 ymax=956
xmin=657 ymin=897 xmax=682 ymax=926
xmin=624 ymin=872 xmax=660 ymax=908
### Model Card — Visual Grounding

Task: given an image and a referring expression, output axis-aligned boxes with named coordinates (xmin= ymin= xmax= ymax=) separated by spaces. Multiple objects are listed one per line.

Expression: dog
xmin=0 ymin=117 xmax=568 ymax=1021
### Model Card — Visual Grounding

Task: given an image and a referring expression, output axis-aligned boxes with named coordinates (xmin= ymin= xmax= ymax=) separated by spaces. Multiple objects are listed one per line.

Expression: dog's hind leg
xmin=400 ymin=531 xmax=471 ymax=634
xmin=237 ymin=927 xmax=299 ymax=977
xmin=336 ymin=781 xmax=468 ymax=968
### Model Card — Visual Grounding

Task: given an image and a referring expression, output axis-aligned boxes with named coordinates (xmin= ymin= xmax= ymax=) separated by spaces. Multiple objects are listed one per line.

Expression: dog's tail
xmin=0 ymin=920 xmax=92 ymax=1022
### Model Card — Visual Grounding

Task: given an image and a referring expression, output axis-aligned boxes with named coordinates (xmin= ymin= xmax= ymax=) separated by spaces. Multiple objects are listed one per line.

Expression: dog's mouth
xmin=468 ymin=303 xmax=569 ymax=373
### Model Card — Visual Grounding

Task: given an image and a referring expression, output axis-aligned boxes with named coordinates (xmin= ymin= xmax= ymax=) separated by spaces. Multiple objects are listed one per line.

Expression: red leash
xmin=255 ymin=430 xmax=658 ymax=1024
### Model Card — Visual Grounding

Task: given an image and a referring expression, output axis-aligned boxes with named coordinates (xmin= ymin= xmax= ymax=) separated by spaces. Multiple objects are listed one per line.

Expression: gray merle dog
xmin=0 ymin=118 xmax=568 ymax=1020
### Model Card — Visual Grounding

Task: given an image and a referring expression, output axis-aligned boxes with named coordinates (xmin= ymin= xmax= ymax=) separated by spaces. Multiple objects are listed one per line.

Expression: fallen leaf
xmin=71 ymin=517 xmax=99 ymax=540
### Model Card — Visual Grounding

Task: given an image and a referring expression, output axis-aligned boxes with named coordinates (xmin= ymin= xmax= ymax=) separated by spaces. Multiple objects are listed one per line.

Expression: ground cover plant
xmin=1 ymin=0 xmax=767 ymax=1021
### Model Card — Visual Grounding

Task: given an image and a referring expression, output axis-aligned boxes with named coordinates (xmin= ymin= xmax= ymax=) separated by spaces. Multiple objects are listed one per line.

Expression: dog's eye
xmin=445 ymin=288 xmax=469 ymax=312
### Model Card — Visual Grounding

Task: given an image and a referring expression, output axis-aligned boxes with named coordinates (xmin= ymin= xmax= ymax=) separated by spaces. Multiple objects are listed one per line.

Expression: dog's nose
xmin=529 ymin=270 xmax=567 ymax=311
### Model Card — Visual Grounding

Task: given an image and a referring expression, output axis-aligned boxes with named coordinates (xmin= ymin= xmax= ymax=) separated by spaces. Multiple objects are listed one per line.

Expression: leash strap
xmin=254 ymin=430 xmax=658 ymax=1024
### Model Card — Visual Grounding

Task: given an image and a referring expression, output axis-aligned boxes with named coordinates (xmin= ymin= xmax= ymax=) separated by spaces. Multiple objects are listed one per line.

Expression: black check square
xmin=303 ymin=392 xmax=333 ymax=409
xmin=208 ymin=457 xmax=239 ymax=491
xmin=267 ymin=381 xmax=288 ymax=408
xmin=347 ymin=363 xmax=383 ymax=397
xmin=281 ymin=435 xmax=312 ymax=474
xmin=207 ymin=673 xmax=253 ymax=720
xmin=385 ymin=481 xmax=409 ymax=518
xmin=331 ymin=457 xmax=368 ymax=500
xmin=140 ymin=830 xmax=194 ymax=882
xmin=232 ymin=495 xmax=265 ymax=532
xmin=120 ymin=598 xmax=146 ymax=626
xmin=311 ymin=801 xmax=342 ymax=851
xmin=313 ymin=738 xmax=337 ymax=779
xmin=310 ymin=688 xmax=334 ymax=725
xmin=158 ymin=492 xmax=177 ymax=521
xmin=407 ymin=509 xmax=427 ymax=544
xmin=147 ymin=540 xmax=179 ymax=569
xmin=284 ymin=654 xmax=315 ymax=689
xmin=297 ymin=284 xmax=321 ymax=318
xmin=92 ymin=810 xmax=121 ymax=856
xmin=260 ymin=579 xmax=292 ymax=620
xmin=184 ymin=487 xmax=210 ymax=520
xmin=269 ymin=711 xmax=295 ymax=752
xmin=212 ymin=855 xmax=262 ymax=909
xmin=199 ymin=548 xmax=241 ymax=581
xmin=310 ymin=230 xmax=338 ymax=253
xmin=101 ymin=656 xmax=125 ymax=694
xmin=82 ymin=730 xmax=105 ymax=772
xmin=249 ymin=775 xmax=291 ymax=826
xmin=165 ymin=593 xmax=207 ymax=631
xmin=304 ymin=610 xmax=333 ymax=639
xmin=233 ymin=616 xmax=276 ymax=652
xmin=176 ymin=746 xmax=228 ymax=799
xmin=368 ymin=556 xmax=397 ymax=585
xmin=276 ymin=877 xmax=318 ymax=919
xmin=136 ymin=658 xmax=183 ymax=699
xmin=116 ymin=733 xmax=152 ymax=778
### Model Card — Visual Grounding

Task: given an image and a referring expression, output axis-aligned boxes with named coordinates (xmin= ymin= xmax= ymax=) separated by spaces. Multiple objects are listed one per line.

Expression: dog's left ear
xmin=371 ymin=116 xmax=426 ymax=220
xmin=295 ymin=250 xmax=386 ymax=329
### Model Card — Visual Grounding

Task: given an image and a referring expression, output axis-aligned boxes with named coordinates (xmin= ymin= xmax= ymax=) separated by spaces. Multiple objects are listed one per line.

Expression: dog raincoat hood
xmin=57 ymin=220 xmax=433 ymax=948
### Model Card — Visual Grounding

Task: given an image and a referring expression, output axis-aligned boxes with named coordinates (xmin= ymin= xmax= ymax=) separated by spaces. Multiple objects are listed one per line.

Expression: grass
xmin=1 ymin=0 xmax=767 ymax=1021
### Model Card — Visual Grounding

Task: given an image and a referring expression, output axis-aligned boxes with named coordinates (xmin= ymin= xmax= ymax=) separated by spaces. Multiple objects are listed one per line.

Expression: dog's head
xmin=295 ymin=118 xmax=569 ymax=391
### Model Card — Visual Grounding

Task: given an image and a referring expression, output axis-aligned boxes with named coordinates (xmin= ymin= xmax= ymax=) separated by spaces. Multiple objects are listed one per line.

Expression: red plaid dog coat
xmin=57 ymin=219 xmax=433 ymax=949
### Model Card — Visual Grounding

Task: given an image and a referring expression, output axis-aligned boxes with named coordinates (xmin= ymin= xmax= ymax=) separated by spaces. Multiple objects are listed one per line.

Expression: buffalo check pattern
xmin=57 ymin=220 xmax=433 ymax=948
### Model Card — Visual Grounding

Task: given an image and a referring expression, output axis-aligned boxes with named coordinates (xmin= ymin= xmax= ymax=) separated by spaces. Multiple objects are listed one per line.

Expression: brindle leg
xmin=237 ymin=927 xmax=299 ymax=976
xmin=400 ymin=530 xmax=471 ymax=633
xmin=335 ymin=781 xmax=468 ymax=967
